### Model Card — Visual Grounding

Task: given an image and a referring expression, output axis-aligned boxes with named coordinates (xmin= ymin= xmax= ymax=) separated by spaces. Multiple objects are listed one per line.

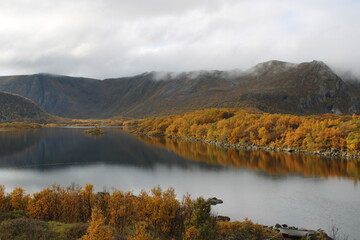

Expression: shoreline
xmin=2 ymin=125 xmax=359 ymax=159
xmin=133 ymin=132 xmax=360 ymax=160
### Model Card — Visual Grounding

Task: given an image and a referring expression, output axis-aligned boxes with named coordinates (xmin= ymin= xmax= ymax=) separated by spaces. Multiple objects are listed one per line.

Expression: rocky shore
xmin=134 ymin=132 xmax=360 ymax=159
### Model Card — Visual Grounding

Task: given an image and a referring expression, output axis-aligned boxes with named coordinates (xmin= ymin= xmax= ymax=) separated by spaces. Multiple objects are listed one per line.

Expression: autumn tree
xmin=184 ymin=197 xmax=217 ymax=240
xmin=59 ymin=185 xmax=82 ymax=223
xmin=128 ymin=222 xmax=153 ymax=240
xmin=82 ymin=208 xmax=114 ymax=240
xmin=109 ymin=190 xmax=138 ymax=233
xmin=94 ymin=190 xmax=111 ymax=222
xmin=347 ymin=132 xmax=360 ymax=152
xmin=27 ymin=187 xmax=58 ymax=221
xmin=0 ymin=185 xmax=10 ymax=212
xmin=131 ymin=108 xmax=360 ymax=155
xmin=10 ymin=187 xmax=29 ymax=211
xmin=137 ymin=186 xmax=182 ymax=239
xmin=80 ymin=184 xmax=95 ymax=222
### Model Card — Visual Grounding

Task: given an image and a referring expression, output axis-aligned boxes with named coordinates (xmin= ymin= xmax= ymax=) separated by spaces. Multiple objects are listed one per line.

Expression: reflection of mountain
xmin=0 ymin=128 xmax=219 ymax=170
xmin=135 ymin=135 xmax=360 ymax=182
xmin=2 ymin=128 xmax=359 ymax=182
xmin=0 ymin=130 xmax=42 ymax=158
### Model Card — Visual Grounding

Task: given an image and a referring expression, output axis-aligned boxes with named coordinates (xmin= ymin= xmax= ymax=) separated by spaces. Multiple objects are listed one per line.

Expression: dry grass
xmin=0 ymin=122 xmax=42 ymax=129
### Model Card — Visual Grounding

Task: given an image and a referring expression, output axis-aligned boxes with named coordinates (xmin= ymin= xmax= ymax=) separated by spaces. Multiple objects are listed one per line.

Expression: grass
xmin=0 ymin=211 xmax=88 ymax=240
xmin=48 ymin=221 xmax=88 ymax=240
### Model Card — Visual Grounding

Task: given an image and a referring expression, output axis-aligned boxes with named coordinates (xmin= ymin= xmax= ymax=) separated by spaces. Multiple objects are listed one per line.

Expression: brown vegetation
xmin=130 ymin=108 xmax=360 ymax=156
xmin=84 ymin=127 xmax=105 ymax=136
xmin=0 ymin=184 xmax=280 ymax=240
xmin=0 ymin=91 xmax=59 ymax=123
xmin=0 ymin=122 xmax=43 ymax=129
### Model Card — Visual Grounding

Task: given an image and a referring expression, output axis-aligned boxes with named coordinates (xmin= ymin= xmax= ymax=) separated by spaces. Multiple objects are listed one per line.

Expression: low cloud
xmin=0 ymin=0 xmax=360 ymax=79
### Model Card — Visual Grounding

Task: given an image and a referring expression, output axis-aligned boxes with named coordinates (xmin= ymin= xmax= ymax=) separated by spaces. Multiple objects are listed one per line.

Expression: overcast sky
xmin=0 ymin=0 xmax=359 ymax=79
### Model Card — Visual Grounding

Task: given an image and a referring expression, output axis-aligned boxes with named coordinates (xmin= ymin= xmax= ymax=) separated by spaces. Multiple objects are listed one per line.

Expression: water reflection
xmin=0 ymin=128 xmax=219 ymax=170
xmin=1 ymin=128 xmax=360 ymax=183
xmin=0 ymin=128 xmax=359 ymax=238
xmin=0 ymin=129 xmax=41 ymax=158
xmin=135 ymin=135 xmax=360 ymax=183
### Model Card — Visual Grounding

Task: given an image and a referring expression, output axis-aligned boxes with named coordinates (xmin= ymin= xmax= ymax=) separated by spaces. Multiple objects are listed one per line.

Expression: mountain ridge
xmin=0 ymin=60 xmax=359 ymax=118
xmin=0 ymin=91 xmax=57 ymax=123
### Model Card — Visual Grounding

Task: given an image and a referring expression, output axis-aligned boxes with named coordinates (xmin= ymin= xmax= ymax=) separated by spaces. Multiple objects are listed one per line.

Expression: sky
xmin=0 ymin=0 xmax=359 ymax=79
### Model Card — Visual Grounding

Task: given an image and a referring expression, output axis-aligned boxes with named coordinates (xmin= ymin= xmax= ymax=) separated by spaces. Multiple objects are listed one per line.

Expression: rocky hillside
xmin=0 ymin=61 xmax=359 ymax=118
xmin=0 ymin=91 xmax=56 ymax=123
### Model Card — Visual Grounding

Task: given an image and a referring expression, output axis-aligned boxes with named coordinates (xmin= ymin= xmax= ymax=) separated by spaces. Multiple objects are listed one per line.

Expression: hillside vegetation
xmin=0 ymin=91 xmax=58 ymax=123
xmin=0 ymin=60 xmax=359 ymax=118
xmin=130 ymin=108 xmax=360 ymax=156
xmin=0 ymin=184 xmax=283 ymax=240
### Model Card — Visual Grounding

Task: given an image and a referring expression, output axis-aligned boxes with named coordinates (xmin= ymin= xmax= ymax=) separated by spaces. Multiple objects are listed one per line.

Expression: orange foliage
xmin=80 ymin=184 xmax=95 ymax=222
xmin=10 ymin=187 xmax=29 ymax=211
xmin=82 ymin=208 xmax=114 ymax=240
xmin=109 ymin=190 xmax=138 ymax=233
xmin=131 ymin=108 xmax=360 ymax=155
xmin=185 ymin=226 xmax=199 ymax=240
xmin=0 ymin=185 xmax=8 ymax=211
xmin=1 ymin=184 xmax=279 ymax=240
xmin=218 ymin=219 xmax=280 ymax=240
xmin=128 ymin=222 xmax=153 ymax=240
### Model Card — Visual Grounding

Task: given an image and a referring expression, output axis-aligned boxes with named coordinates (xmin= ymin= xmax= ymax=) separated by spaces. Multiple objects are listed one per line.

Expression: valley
xmin=0 ymin=60 xmax=359 ymax=239
xmin=0 ymin=60 xmax=359 ymax=119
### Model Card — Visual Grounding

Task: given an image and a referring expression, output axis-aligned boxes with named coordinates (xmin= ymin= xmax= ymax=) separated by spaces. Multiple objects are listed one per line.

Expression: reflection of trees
xmin=2 ymin=128 xmax=359 ymax=183
xmin=136 ymin=135 xmax=360 ymax=183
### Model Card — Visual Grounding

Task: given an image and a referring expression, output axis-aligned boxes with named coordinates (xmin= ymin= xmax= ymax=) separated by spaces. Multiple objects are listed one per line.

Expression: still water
xmin=0 ymin=128 xmax=359 ymax=238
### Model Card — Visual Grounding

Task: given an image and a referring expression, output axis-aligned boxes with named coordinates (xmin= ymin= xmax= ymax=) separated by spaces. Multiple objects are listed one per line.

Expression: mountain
xmin=0 ymin=91 xmax=56 ymax=122
xmin=0 ymin=61 xmax=359 ymax=118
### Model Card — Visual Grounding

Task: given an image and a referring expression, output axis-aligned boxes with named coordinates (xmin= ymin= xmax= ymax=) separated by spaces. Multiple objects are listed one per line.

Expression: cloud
xmin=0 ymin=0 xmax=359 ymax=79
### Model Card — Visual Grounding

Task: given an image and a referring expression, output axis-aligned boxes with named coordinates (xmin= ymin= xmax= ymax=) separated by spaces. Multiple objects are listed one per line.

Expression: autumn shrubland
xmin=0 ymin=118 xmax=125 ymax=129
xmin=129 ymin=108 xmax=360 ymax=156
xmin=0 ymin=122 xmax=43 ymax=129
xmin=0 ymin=184 xmax=283 ymax=240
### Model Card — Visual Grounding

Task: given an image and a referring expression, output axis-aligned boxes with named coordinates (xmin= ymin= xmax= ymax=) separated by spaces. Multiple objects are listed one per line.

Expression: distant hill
xmin=0 ymin=61 xmax=359 ymax=118
xmin=0 ymin=91 xmax=56 ymax=123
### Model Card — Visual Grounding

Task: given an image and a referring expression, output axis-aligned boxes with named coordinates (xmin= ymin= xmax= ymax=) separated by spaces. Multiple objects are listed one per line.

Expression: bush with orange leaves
xmin=131 ymin=108 xmax=360 ymax=155
xmin=0 ymin=184 xmax=281 ymax=240
xmin=218 ymin=219 xmax=282 ymax=240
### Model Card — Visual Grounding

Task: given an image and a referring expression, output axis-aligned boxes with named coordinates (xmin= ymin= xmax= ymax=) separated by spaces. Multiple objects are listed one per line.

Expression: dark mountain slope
xmin=0 ymin=61 xmax=359 ymax=118
xmin=0 ymin=91 xmax=56 ymax=122
xmin=231 ymin=60 xmax=354 ymax=114
xmin=0 ymin=74 xmax=101 ymax=118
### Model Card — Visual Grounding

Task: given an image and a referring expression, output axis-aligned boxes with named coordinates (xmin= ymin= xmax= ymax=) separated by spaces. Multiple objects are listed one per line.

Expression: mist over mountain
xmin=0 ymin=60 xmax=359 ymax=119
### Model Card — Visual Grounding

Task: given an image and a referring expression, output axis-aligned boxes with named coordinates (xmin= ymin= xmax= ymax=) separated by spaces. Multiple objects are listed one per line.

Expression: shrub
xmin=0 ymin=210 xmax=26 ymax=222
xmin=0 ymin=218 xmax=59 ymax=240
xmin=65 ymin=222 xmax=89 ymax=239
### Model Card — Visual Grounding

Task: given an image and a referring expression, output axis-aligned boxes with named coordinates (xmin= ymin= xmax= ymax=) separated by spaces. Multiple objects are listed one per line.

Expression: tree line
xmin=129 ymin=108 xmax=360 ymax=155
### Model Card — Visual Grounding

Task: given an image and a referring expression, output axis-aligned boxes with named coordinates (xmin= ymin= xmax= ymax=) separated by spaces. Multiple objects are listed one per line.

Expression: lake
xmin=0 ymin=127 xmax=359 ymax=239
